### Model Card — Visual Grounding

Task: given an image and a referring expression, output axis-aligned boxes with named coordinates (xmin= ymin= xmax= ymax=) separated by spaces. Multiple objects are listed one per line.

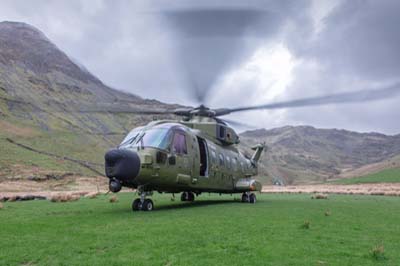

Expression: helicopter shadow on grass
xmin=99 ymin=198 xmax=250 ymax=213
xmin=101 ymin=198 xmax=245 ymax=215
xmin=154 ymin=198 xmax=242 ymax=212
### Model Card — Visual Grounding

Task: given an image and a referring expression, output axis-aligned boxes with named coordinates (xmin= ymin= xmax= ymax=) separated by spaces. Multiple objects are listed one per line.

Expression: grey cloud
xmin=311 ymin=0 xmax=400 ymax=80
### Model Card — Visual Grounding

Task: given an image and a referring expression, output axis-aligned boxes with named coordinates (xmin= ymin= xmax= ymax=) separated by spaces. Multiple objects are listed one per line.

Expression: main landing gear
xmin=181 ymin=192 xmax=195 ymax=202
xmin=132 ymin=189 xmax=154 ymax=211
xmin=241 ymin=192 xmax=256 ymax=204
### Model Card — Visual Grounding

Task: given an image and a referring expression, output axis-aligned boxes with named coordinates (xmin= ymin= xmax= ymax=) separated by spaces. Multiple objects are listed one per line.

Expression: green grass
xmin=1 ymin=193 xmax=400 ymax=265
xmin=333 ymin=168 xmax=400 ymax=184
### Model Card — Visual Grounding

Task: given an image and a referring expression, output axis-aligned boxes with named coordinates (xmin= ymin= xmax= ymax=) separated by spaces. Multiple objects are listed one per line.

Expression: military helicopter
xmin=104 ymin=104 xmax=265 ymax=211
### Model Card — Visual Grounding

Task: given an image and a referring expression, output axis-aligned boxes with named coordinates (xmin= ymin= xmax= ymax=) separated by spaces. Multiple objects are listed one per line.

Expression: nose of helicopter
xmin=104 ymin=149 xmax=141 ymax=183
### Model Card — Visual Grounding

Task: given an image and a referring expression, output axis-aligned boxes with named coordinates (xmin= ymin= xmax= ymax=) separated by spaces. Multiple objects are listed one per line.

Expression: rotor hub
xmin=189 ymin=104 xmax=216 ymax=117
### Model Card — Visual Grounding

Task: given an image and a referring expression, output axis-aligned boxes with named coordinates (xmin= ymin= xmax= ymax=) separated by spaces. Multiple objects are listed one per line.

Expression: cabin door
xmin=170 ymin=130 xmax=192 ymax=184
xmin=197 ymin=137 xmax=209 ymax=177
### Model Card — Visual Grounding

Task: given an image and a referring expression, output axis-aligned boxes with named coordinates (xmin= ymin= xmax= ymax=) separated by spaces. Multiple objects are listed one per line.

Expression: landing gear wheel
xmin=132 ymin=198 xmax=141 ymax=211
xmin=188 ymin=192 xmax=195 ymax=202
xmin=249 ymin=193 xmax=256 ymax=204
xmin=181 ymin=192 xmax=187 ymax=202
xmin=181 ymin=192 xmax=195 ymax=202
xmin=141 ymin=199 xmax=154 ymax=211
xmin=241 ymin=193 xmax=249 ymax=203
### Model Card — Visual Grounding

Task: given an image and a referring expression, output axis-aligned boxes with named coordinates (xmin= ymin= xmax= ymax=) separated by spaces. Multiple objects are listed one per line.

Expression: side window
xmin=211 ymin=150 xmax=217 ymax=164
xmin=226 ymin=156 xmax=231 ymax=169
xmin=233 ymin=158 xmax=238 ymax=171
xmin=172 ymin=132 xmax=187 ymax=154
xmin=219 ymin=153 xmax=225 ymax=167
xmin=219 ymin=126 xmax=226 ymax=139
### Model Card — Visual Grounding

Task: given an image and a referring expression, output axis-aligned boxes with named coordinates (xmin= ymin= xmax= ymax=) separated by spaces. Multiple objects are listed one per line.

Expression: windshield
xmin=119 ymin=127 xmax=143 ymax=147
xmin=120 ymin=127 xmax=172 ymax=150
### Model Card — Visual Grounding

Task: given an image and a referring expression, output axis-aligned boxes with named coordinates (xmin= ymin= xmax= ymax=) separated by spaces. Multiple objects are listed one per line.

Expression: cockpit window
xmin=119 ymin=127 xmax=143 ymax=147
xmin=172 ymin=132 xmax=187 ymax=154
xmin=120 ymin=127 xmax=172 ymax=150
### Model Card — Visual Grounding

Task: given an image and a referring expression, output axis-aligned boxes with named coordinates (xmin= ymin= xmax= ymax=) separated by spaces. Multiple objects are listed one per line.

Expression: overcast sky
xmin=1 ymin=0 xmax=400 ymax=134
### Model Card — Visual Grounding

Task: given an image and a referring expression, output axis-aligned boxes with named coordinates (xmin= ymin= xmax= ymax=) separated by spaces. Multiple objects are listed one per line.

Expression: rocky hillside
xmin=0 ymin=21 xmax=175 ymax=179
xmin=240 ymin=126 xmax=400 ymax=184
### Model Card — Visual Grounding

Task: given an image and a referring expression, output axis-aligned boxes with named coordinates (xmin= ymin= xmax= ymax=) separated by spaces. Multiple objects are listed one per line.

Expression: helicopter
xmin=104 ymin=104 xmax=265 ymax=211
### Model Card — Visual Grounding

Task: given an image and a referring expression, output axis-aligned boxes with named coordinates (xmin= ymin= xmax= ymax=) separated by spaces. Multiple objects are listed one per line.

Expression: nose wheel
xmin=132 ymin=189 xmax=154 ymax=211
xmin=109 ymin=179 xmax=122 ymax=193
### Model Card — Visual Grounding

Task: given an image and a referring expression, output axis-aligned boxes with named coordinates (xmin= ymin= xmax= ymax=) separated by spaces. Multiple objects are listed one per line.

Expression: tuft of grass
xmin=109 ymin=196 xmax=118 ymax=203
xmin=312 ymin=194 xmax=328 ymax=200
xmin=370 ymin=244 xmax=386 ymax=260
xmin=325 ymin=210 xmax=331 ymax=216
xmin=301 ymin=220 xmax=311 ymax=229
xmin=7 ymin=196 xmax=17 ymax=202
xmin=50 ymin=193 xmax=80 ymax=203
xmin=85 ymin=192 xmax=99 ymax=199
xmin=69 ymin=195 xmax=80 ymax=202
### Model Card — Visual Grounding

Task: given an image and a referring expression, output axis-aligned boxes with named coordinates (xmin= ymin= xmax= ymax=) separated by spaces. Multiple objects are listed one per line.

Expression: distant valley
xmin=240 ymin=127 xmax=400 ymax=184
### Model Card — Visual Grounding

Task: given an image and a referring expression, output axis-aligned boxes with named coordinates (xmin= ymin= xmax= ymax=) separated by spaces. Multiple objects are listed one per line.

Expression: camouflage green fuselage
xmin=114 ymin=117 xmax=262 ymax=194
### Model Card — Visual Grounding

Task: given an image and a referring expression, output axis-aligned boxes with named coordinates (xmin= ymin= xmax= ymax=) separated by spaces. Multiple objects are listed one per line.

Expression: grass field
xmin=1 ymin=193 xmax=400 ymax=266
xmin=333 ymin=168 xmax=400 ymax=185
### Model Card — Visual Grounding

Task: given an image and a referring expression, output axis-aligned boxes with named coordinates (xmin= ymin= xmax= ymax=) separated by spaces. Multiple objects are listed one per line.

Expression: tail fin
xmin=251 ymin=143 xmax=265 ymax=163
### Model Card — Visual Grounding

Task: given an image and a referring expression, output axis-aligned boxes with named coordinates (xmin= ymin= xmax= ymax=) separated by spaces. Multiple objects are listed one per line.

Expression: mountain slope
xmin=240 ymin=126 xmax=400 ymax=184
xmin=0 ymin=21 xmax=174 ymax=179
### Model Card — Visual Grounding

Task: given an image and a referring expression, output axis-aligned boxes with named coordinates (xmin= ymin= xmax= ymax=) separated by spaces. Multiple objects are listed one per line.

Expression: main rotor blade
xmin=222 ymin=118 xmax=258 ymax=130
xmin=81 ymin=110 xmax=172 ymax=115
xmin=214 ymin=83 xmax=400 ymax=116
xmin=80 ymin=107 xmax=174 ymax=115
xmin=79 ymin=106 xmax=193 ymax=116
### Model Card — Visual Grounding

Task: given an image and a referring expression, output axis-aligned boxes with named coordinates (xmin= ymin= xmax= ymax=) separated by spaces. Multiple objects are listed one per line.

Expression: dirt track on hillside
xmin=262 ymin=183 xmax=400 ymax=196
